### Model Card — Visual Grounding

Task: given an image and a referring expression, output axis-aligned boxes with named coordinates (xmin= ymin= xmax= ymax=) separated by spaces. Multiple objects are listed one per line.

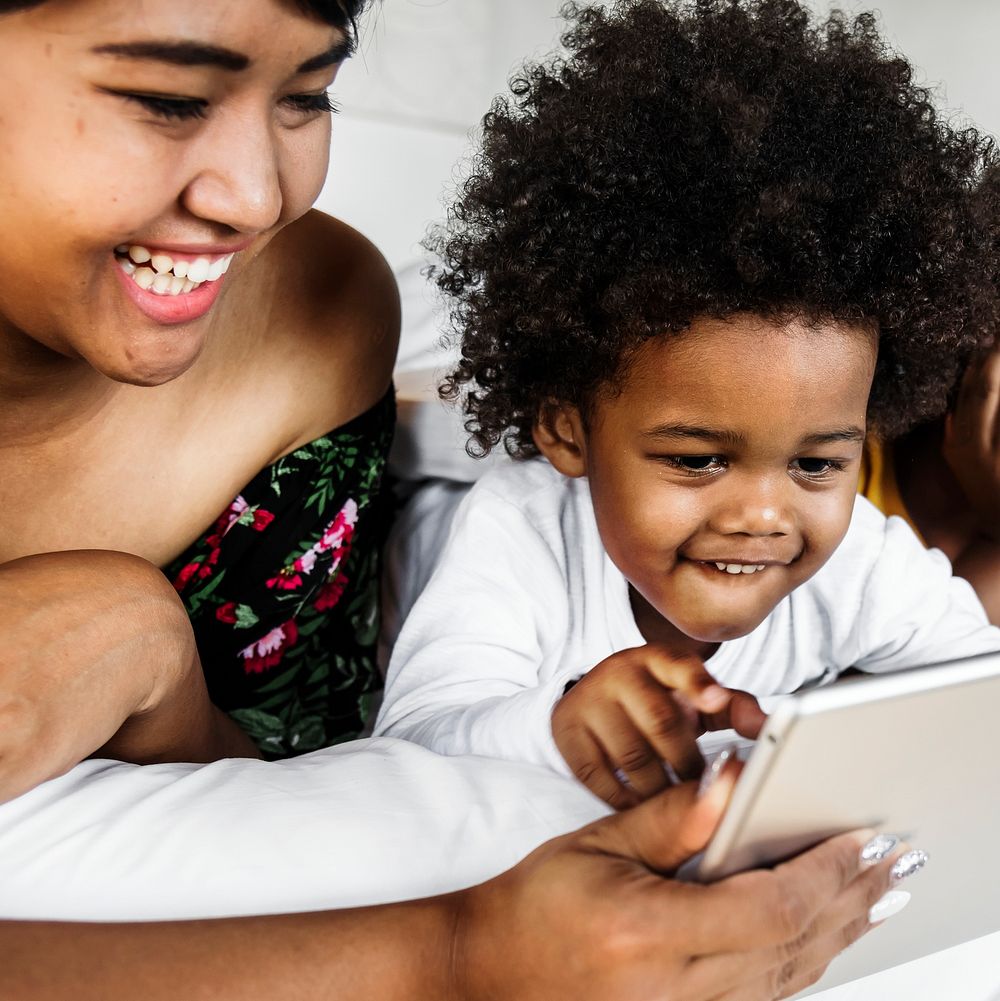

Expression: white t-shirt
xmin=375 ymin=458 xmax=1000 ymax=773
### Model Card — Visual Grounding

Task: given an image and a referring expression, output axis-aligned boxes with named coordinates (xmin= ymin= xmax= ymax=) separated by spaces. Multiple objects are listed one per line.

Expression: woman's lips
xmin=113 ymin=256 xmax=228 ymax=325
xmin=111 ymin=243 xmax=238 ymax=325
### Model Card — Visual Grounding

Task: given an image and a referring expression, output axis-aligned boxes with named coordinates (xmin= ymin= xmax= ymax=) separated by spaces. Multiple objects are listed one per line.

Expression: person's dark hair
xmin=0 ymin=0 xmax=370 ymax=35
xmin=436 ymin=0 xmax=1000 ymax=458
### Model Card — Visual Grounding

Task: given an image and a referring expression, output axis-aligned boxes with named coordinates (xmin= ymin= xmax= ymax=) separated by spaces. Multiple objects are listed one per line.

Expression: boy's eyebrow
xmin=642 ymin=423 xmax=746 ymax=447
xmin=641 ymin=423 xmax=866 ymax=448
xmin=798 ymin=427 xmax=866 ymax=447
xmin=90 ymin=37 xmax=352 ymax=74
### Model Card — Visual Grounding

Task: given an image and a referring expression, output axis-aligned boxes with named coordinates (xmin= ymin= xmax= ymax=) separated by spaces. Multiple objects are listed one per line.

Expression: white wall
xmin=316 ymin=0 xmax=568 ymax=269
xmin=317 ymin=0 xmax=1000 ymax=272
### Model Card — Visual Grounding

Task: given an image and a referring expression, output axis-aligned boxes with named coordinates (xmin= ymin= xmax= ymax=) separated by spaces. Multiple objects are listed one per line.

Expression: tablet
xmin=690 ymin=650 xmax=1000 ymax=996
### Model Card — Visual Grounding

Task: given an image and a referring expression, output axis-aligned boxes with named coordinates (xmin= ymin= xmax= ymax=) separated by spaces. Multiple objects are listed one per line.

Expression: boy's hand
xmin=551 ymin=644 xmax=765 ymax=809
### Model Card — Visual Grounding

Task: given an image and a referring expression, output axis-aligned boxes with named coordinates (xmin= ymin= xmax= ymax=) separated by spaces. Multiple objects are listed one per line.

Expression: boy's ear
xmin=532 ymin=401 xmax=588 ymax=477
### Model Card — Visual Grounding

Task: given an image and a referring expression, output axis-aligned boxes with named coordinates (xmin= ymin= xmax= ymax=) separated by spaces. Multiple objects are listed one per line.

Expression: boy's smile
xmin=535 ymin=313 xmax=877 ymax=659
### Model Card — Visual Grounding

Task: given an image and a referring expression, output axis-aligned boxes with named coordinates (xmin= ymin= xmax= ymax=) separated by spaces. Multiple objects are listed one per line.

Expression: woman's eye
xmin=282 ymin=91 xmax=340 ymax=115
xmin=119 ymin=93 xmax=208 ymax=121
xmin=792 ymin=457 xmax=845 ymax=476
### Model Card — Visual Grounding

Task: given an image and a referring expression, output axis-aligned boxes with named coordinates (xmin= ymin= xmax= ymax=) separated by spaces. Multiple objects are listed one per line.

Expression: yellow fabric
xmin=858 ymin=439 xmax=925 ymax=543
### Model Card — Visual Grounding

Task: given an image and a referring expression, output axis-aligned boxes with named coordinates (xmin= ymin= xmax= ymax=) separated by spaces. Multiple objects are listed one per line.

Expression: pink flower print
xmin=239 ymin=620 xmax=299 ymax=675
xmin=219 ymin=495 xmax=249 ymax=538
xmin=316 ymin=499 xmax=358 ymax=555
xmin=297 ymin=549 xmax=318 ymax=575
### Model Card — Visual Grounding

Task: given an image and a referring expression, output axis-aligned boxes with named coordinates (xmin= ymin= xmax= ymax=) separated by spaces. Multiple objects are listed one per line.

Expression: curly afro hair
xmin=435 ymin=0 xmax=1000 ymax=458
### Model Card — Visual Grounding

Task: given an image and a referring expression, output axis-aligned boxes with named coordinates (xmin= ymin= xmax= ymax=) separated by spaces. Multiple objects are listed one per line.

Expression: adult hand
xmin=0 ymin=550 xmax=255 ymax=803
xmin=551 ymin=644 xmax=766 ymax=808
xmin=942 ymin=340 xmax=1000 ymax=541
xmin=455 ymin=768 xmax=907 ymax=1001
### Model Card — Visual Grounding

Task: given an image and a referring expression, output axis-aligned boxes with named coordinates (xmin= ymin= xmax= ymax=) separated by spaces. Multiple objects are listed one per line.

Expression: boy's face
xmin=537 ymin=314 xmax=877 ymax=656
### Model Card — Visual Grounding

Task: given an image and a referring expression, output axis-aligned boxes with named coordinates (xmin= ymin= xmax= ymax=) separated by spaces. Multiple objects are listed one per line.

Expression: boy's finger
xmin=558 ymin=724 xmax=638 ymax=810
xmin=619 ymin=681 xmax=704 ymax=783
xmin=641 ymin=649 xmax=731 ymax=713
xmin=702 ymin=691 xmax=767 ymax=738
xmin=593 ymin=702 xmax=673 ymax=798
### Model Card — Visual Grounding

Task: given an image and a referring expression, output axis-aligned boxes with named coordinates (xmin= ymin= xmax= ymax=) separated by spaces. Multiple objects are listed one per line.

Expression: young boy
xmin=374 ymin=0 xmax=1000 ymax=808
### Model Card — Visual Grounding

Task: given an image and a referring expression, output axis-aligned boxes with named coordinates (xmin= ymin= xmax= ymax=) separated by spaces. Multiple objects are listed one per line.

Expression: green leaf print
xmin=289 ymin=714 xmax=327 ymax=751
xmin=186 ymin=568 xmax=227 ymax=614
xmin=233 ymin=604 xmax=259 ymax=629
xmin=229 ymin=707 xmax=285 ymax=743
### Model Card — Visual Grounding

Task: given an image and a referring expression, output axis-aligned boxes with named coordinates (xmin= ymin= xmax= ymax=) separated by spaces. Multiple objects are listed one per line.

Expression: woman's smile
xmin=112 ymin=242 xmax=243 ymax=325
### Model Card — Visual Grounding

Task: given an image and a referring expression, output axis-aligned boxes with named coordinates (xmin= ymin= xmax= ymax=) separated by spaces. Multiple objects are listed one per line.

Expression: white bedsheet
xmin=1 ymin=738 xmax=996 ymax=1001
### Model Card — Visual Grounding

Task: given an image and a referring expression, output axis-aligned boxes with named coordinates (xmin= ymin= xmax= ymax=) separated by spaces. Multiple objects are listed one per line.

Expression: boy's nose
xmin=709 ymin=481 xmax=794 ymax=537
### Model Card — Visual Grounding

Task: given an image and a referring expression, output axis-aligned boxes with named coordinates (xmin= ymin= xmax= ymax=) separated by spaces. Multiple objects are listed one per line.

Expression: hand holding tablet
xmin=688 ymin=651 xmax=1000 ymax=995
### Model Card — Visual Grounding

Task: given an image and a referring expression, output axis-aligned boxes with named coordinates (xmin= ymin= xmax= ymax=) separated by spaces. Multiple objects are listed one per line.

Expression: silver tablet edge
xmin=695 ymin=699 xmax=801 ymax=881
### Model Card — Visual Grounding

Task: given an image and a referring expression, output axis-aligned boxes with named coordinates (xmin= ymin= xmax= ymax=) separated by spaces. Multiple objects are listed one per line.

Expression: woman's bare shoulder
xmin=262 ymin=210 xmax=400 ymax=444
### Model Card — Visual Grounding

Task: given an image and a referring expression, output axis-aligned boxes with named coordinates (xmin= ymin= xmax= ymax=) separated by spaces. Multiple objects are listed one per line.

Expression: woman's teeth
xmin=114 ymin=244 xmax=234 ymax=296
xmin=714 ymin=562 xmax=767 ymax=574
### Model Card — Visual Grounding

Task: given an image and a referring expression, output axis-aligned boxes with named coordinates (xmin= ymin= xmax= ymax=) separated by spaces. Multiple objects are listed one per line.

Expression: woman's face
xmin=0 ymin=0 xmax=347 ymax=384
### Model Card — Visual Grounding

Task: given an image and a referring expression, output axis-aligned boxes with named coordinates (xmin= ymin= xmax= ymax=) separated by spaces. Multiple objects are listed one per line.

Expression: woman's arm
xmin=0 ymin=775 xmax=903 ymax=1001
xmin=0 ymin=549 xmax=257 ymax=802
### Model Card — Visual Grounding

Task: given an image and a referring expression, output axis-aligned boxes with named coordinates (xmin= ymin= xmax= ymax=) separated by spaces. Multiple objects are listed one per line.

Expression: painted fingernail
xmin=869 ymin=890 xmax=912 ymax=923
xmin=891 ymin=849 xmax=929 ymax=882
xmin=860 ymin=833 xmax=900 ymax=867
xmin=698 ymin=746 xmax=734 ymax=797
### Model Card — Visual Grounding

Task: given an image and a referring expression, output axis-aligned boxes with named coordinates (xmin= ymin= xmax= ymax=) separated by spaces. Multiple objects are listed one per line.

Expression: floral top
xmin=165 ymin=390 xmax=395 ymax=759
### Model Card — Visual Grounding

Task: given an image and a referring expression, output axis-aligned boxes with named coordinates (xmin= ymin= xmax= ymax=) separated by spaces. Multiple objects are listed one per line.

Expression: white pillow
xmin=0 ymin=737 xmax=607 ymax=921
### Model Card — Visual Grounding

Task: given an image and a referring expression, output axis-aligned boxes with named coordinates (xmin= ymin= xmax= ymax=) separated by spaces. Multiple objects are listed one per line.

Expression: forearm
xmin=952 ymin=534 xmax=1000 ymax=625
xmin=0 ymin=896 xmax=459 ymax=1001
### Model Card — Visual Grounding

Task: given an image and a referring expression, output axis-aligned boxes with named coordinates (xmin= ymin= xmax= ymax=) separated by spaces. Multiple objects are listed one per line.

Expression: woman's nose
xmin=180 ymin=111 xmax=283 ymax=234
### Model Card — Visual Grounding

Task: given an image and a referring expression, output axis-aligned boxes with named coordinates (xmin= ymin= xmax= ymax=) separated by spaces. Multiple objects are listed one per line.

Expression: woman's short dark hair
xmin=436 ymin=0 xmax=1000 ymax=458
xmin=0 ymin=1 xmax=370 ymax=33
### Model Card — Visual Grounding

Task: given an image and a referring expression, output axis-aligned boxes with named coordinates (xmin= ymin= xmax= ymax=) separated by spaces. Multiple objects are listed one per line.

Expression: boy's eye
xmin=119 ymin=92 xmax=208 ymax=121
xmin=792 ymin=457 xmax=845 ymax=476
xmin=659 ymin=455 xmax=726 ymax=474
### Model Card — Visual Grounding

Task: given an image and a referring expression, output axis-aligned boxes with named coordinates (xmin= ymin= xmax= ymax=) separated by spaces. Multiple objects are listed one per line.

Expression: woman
xmin=0 ymin=1 xmax=904 ymax=997
xmin=0 ymin=0 xmax=398 ymax=795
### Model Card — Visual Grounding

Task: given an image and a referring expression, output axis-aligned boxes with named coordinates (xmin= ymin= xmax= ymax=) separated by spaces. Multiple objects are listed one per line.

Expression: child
xmin=374 ymin=0 xmax=1000 ymax=808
